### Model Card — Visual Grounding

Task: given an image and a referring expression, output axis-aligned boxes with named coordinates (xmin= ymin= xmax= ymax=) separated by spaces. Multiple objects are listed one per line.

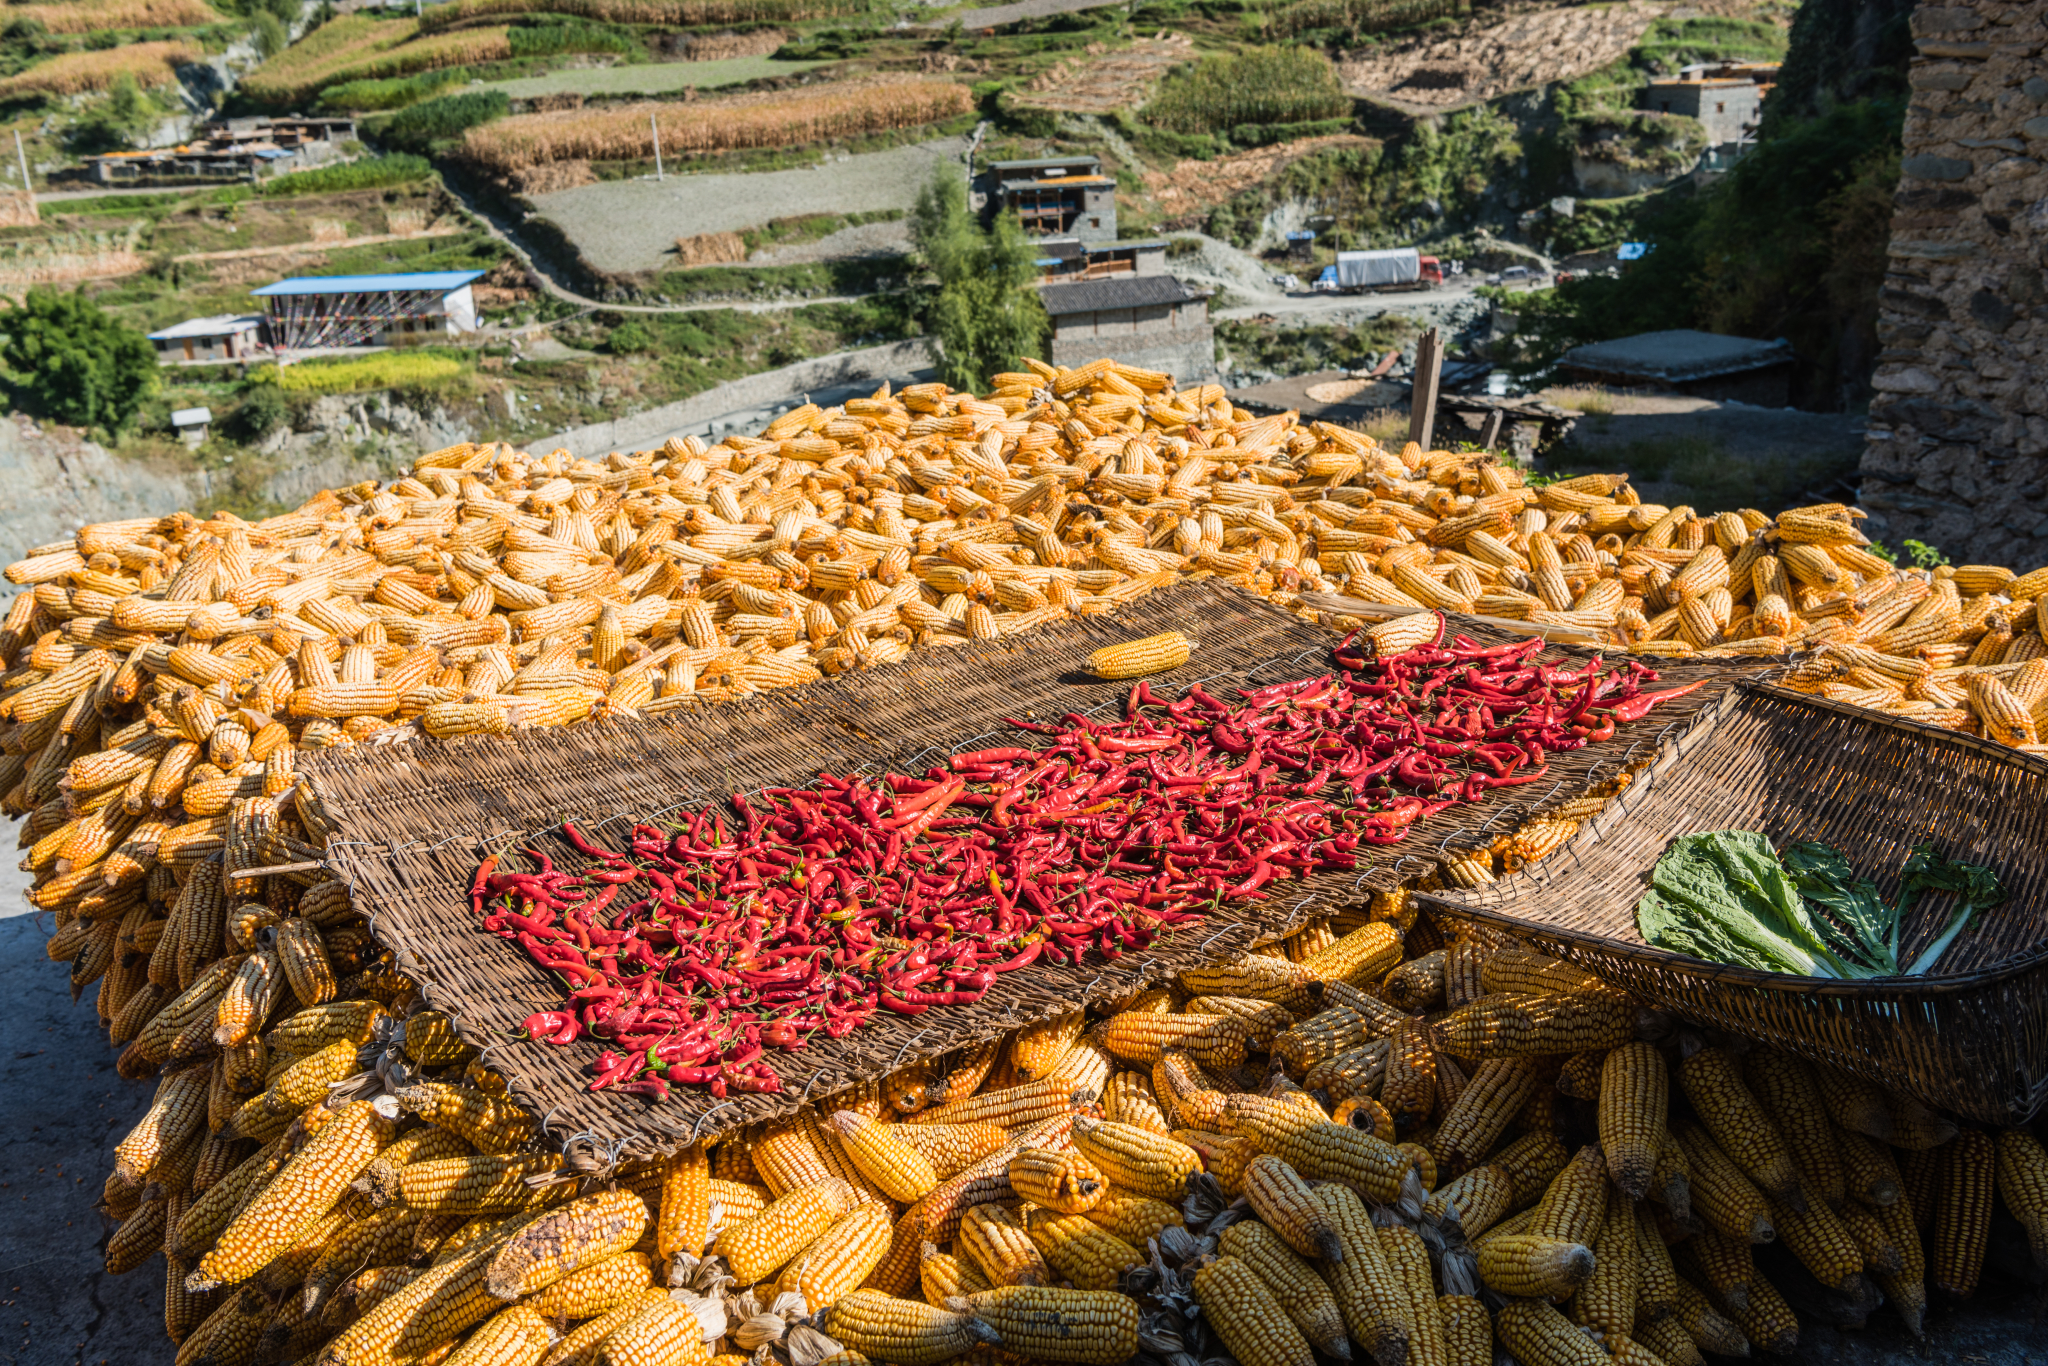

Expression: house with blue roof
xmin=250 ymin=270 xmax=487 ymax=351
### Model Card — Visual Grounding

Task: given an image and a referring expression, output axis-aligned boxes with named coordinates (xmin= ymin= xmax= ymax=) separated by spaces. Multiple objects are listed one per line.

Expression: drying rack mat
xmin=304 ymin=581 xmax=1775 ymax=1156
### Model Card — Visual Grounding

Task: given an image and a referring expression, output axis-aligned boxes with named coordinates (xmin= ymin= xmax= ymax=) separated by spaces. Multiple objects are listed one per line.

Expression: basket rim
xmin=1416 ymin=680 xmax=2048 ymax=997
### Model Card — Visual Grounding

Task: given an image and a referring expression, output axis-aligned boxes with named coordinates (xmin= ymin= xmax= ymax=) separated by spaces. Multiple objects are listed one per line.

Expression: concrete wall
xmin=1644 ymin=80 xmax=1762 ymax=145
xmin=1050 ymin=330 xmax=1216 ymax=385
xmin=1857 ymin=0 xmax=2048 ymax=563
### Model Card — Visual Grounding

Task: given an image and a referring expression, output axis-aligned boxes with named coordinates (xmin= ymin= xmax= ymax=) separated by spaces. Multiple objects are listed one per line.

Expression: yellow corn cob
xmin=905 ymin=1075 xmax=1088 ymax=1130
xmin=1193 ymin=1254 xmax=1316 ymax=1366
xmin=780 ymin=1202 xmax=894 ymax=1309
xmin=378 ymin=1154 xmax=565 ymax=1215
xmin=598 ymin=1297 xmax=711 ymax=1366
xmin=960 ymin=1202 xmax=1049 ymax=1287
xmin=920 ymin=1240 xmax=993 ymax=1304
xmin=1242 ymin=1153 xmax=1344 ymax=1262
xmin=1181 ymin=954 xmax=1319 ymax=1010
xmin=116 ymin=1064 xmax=211 ymax=1184
xmin=106 ymin=1195 xmax=167 ymax=1275
xmin=168 ymin=1138 xmax=285 ymax=1262
xmin=1274 ymin=1005 xmax=1395 ymax=1078
xmin=1836 ymin=1200 xmax=1904 ymax=1276
xmin=1432 ymin=991 xmax=1633 ymax=1059
xmin=1071 ymin=1116 xmax=1200 ymax=1200
xmin=1933 ymin=1127 xmax=1995 ymax=1298
xmin=1010 ymin=1010 xmax=1085 ymax=1081
xmin=1672 ymin=1122 xmax=1774 ymax=1245
xmin=1382 ymin=951 xmax=1447 ymax=1012
xmin=657 ymin=1143 xmax=710 ymax=1261
xmin=1598 ymin=1042 xmax=1667 ymax=1200
xmin=824 ymin=1290 xmax=997 ymax=1366
xmin=1812 ymin=1064 xmax=1895 ymax=1141
xmin=1493 ymin=1298 xmax=1607 ymax=1366
xmin=394 ymin=1083 xmax=536 ymax=1155
xmin=1836 ymin=1127 xmax=1902 ymax=1207
xmin=1087 ymin=631 xmax=1191 ymax=678
xmin=192 ymin=1098 xmax=395 ymax=1290
xmin=908 ymin=1115 xmax=1075 ymax=1246
xmin=1421 ymin=1163 xmax=1516 ymax=1238
xmin=1900 ymin=1145 xmax=1941 ymax=1234
xmin=1476 ymin=1233 xmax=1595 ymax=1299
xmin=1885 ymin=1090 xmax=1959 ymax=1150
xmin=1679 ymin=1225 xmax=1755 ymax=1311
xmin=1568 ymin=1197 xmax=1637 ymax=1339
xmin=177 ymin=1286 xmax=271 ymax=1366
xmin=1333 ymin=1096 xmax=1398 ymax=1143
xmin=524 ymin=1250 xmax=656 ymax=1319
xmin=706 ymin=1177 xmax=768 ymax=1232
xmin=1381 ymin=1223 xmax=1444 ymax=1366
xmin=1008 ymin=1146 xmax=1105 ymax=1214
xmin=1083 ymin=1192 xmax=1184 ymax=1246
xmin=265 ymin=999 xmax=386 ymax=1057
xmin=1725 ymin=1270 xmax=1798 ymax=1355
xmin=538 ymin=1287 xmax=671 ymax=1366
xmin=891 ymin=1121 xmax=1010 ymax=1180
xmin=1101 ymin=1072 xmax=1171 ymax=1136
xmin=826 ymin=1111 xmax=942 ymax=1203
xmin=716 ymin=1177 xmax=857 ymax=1285
xmin=1439 ymin=1295 xmax=1490 ymax=1366
xmin=1022 ymin=1208 xmax=1142 ymax=1292
xmin=398 ymin=1008 xmax=473 ymax=1069
xmin=1153 ymin=1049 xmax=1231 ymax=1129
xmin=1637 ymin=1314 xmax=1707 ymax=1366
xmin=962 ymin=1286 xmax=1140 ymax=1365
xmin=1093 ymin=1011 xmax=1250 ymax=1069
xmin=1186 ymin=995 xmax=1296 ymax=1050
xmin=1315 ymin=1183 xmax=1413 ymax=1366
xmin=1380 ymin=1016 xmax=1437 ymax=1128
xmin=1238 ymin=1110 xmax=1417 ymax=1209
xmin=1300 ymin=921 xmax=1403 ymax=985
xmin=1303 ymin=1042 xmax=1394 ymax=1108
xmin=1672 ymin=1278 xmax=1749 ymax=1356
xmin=1476 ymin=946 xmax=1613 ymax=997
xmin=1995 ymin=1127 xmax=2048 ymax=1272
xmin=1175 ymin=1129 xmax=1261 ymax=1197
xmin=445 ymin=1303 xmax=552 ymax=1366
xmin=1675 ymin=1047 xmax=1805 ymax=1210
xmin=483 ymin=1188 xmax=650 ymax=1300
xmin=1765 ymin=1190 xmax=1864 ymax=1292
xmin=1528 ymin=1144 xmax=1607 ymax=1246
xmin=862 ymin=1205 xmax=923 ymax=1299
xmin=1871 ymin=1194 xmax=1928 ymax=1337
xmin=751 ymin=1120 xmax=837 ymax=1197
xmin=1431 ymin=1057 xmax=1547 ymax=1176
xmin=1732 ymin=1054 xmax=1836 ymax=1207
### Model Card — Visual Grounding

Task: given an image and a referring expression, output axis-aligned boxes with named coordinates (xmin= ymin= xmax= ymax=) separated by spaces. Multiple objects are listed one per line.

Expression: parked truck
xmin=1331 ymin=247 xmax=1444 ymax=292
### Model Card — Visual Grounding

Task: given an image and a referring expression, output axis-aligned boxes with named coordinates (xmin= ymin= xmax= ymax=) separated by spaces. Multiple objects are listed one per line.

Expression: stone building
xmin=1642 ymin=64 xmax=1777 ymax=147
xmin=1038 ymin=275 xmax=1214 ymax=383
xmin=1858 ymin=0 xmax=2048 ymax=563
xmin=983 ymin=156 xmax=1118 ymax=243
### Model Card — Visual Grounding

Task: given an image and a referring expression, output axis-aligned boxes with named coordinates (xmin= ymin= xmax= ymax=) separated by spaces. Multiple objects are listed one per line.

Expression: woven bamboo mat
xmin=304 ymin=581 xmax=1776 ymax=1155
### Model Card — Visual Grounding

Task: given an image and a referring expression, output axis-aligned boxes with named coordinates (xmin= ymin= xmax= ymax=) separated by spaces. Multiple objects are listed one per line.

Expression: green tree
xmin=251 ymin=10 xmax=288 ymax=57
xmin=909 ymin=172 xmax=1046 ymax=391
xmin=0 ymin=289 xmax=157 ymax=432
xmin=65 ymin=73 xmax=161 ymax=155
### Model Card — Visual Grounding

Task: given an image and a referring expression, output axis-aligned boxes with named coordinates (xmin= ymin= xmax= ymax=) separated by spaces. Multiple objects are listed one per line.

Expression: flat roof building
xmin=1038 ymin=273 xmax=1213 ymax=384
xmin=147 ymin=314 xmax=266 ymax=366
xmin=1033 ymin=237 xmax=1167 ymax=283
xmin=81 ymin=116 xmax=358 ymax=186
xmin=252 ymin=271 xmax=484 ymax=350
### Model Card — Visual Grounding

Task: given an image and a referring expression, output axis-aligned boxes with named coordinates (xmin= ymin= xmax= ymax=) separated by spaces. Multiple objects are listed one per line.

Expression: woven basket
xmin=1416 ymin=683 xmax=2048 ymax=1126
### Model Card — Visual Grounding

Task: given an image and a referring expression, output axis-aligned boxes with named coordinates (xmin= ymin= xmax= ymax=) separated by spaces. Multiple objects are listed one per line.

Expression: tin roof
xmin=252 ymin=271 xmax=484 ymax=297
xmin=148 ymin=314 xmax=264 ymax=341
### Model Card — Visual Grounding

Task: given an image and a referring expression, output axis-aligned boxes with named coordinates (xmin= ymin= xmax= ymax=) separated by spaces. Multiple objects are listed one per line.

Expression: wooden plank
xmin=1407 ymin=326 xmax=1442 ymax=450
xmin=1479 ymin=409 xmax=1505 ymax=452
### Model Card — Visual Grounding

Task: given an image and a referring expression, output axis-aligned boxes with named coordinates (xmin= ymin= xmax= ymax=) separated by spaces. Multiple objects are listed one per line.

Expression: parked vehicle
xmin=1334 ymin=247 xmax=1444 ymax=292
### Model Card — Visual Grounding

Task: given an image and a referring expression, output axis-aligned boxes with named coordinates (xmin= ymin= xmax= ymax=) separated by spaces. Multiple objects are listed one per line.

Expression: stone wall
xmin=1857 ymin=0 xmax=2048 ymax=564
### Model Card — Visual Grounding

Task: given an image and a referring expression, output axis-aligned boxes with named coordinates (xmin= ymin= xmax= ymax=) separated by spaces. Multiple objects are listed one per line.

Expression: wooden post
xmin=1478 ymin=409 xmax=1505 ymax=453
xmin=13 ymin=130 xmax=29 ymax=200
xmin=1407 ymin=326 xmax=1442 ymax=451
xmin=650 ymin=114 xmax=664 ymax=181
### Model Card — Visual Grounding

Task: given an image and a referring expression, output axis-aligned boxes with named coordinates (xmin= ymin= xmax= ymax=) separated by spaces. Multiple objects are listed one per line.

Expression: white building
xmin=251 ymin=271 xmax=483 ymax=351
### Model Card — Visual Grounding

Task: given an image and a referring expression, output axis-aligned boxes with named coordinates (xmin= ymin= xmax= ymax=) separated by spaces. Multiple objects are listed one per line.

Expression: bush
xmin=319 ymin=69 xmax=468 ymax=112
xmin=226 ymin=383 xmax=290 ymax=442
xmin=0 ymin=289 xmax=157 ymax=431
xmin=367 ymin=90 xmax=509 ymax=153
xmin=507 ymin=18 xmax=634 ymax=58
xmin=605 ymin=318 xmax=654 ymax=354
xmin=909 ymin=172 xmax=1045 ymax=391
xmin=1142 ymin=47 xmax=1349 ymax=135
xmin=63 ymin=71 xmax=162 ymax=155
xmin=249 ymin=350 xmax=465 ymax=393
xmin=256 ymin=152 xmax=435 ymax=195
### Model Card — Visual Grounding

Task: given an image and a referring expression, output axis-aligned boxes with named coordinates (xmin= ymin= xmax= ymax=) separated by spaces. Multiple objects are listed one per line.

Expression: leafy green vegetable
xmin=1898 ymin=842 xmax=2006 ymax=976
xmin=1783 ymin=841 xmax=1897 ymax=974
xmin=1635 ymin=831 xmax=2005 ymax=979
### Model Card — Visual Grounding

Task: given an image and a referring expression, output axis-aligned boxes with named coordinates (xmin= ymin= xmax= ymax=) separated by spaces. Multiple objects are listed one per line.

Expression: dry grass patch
xmin=8 ymin=0 xmax=221 ymax=32
xmin=462 ymin=78 xmax=972 ymax=171
xmin=0 ymin=40 xmax=201 ymax=100
xmin=419 ymin=0 xmax=862 ymax=30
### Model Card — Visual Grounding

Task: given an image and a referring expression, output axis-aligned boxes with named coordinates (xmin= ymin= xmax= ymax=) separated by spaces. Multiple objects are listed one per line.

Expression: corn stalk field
xmin=5 ymin=0 xmax=221 ymax=32
xmin=0 ymin=40 xmax=201 ymax=100
xmin=417 ymin=0 xmax=869 ymax=31
xmin=238 ymin=15 xmax=449 ymax=106
xmin=461 ymin=78 xmax=973 ymax=171
xmin=1142 ymin=47 xmax=1353 ymax=136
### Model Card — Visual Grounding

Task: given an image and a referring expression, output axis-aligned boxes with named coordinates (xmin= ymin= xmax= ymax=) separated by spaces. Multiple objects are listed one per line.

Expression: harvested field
xmin=0 ymin=40 xmax=200 ymax=100
xmin=462 ymin=77 xmax=972 ymax=172
xmin=418 ymin=0 xmax=866 ymax=28
xmin=1340 ymin=0 xmax=1661 ymax=109
xmin=482 ymin=52 xmax=828 ymax=100
xmin=1008 ymin=33 xmax=1192 ymax=115
xmin=527 ymin=137 xmax=954 ymax=273
xmin=1144 ymin=132 xmax=1378 ymax=219
xmin=6 ymin=0 xmax=220 ymax=31
xmin=239 ymin=14 xmax=418 ymax=104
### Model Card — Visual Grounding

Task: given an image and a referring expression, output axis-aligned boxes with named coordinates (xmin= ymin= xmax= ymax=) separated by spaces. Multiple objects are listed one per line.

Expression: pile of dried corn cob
xmin=15 ymin=356 xmax=2048 ymax=1364
xmin=100 ymin=873 xmax=2048 ymax=1366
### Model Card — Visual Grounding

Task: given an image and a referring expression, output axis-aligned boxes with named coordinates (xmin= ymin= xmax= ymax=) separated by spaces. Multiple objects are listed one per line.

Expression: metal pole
xmin=13 ymin=131 xmax=30 ymax=200
xmin=650 ymin=114 xmax=663 ymax=181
